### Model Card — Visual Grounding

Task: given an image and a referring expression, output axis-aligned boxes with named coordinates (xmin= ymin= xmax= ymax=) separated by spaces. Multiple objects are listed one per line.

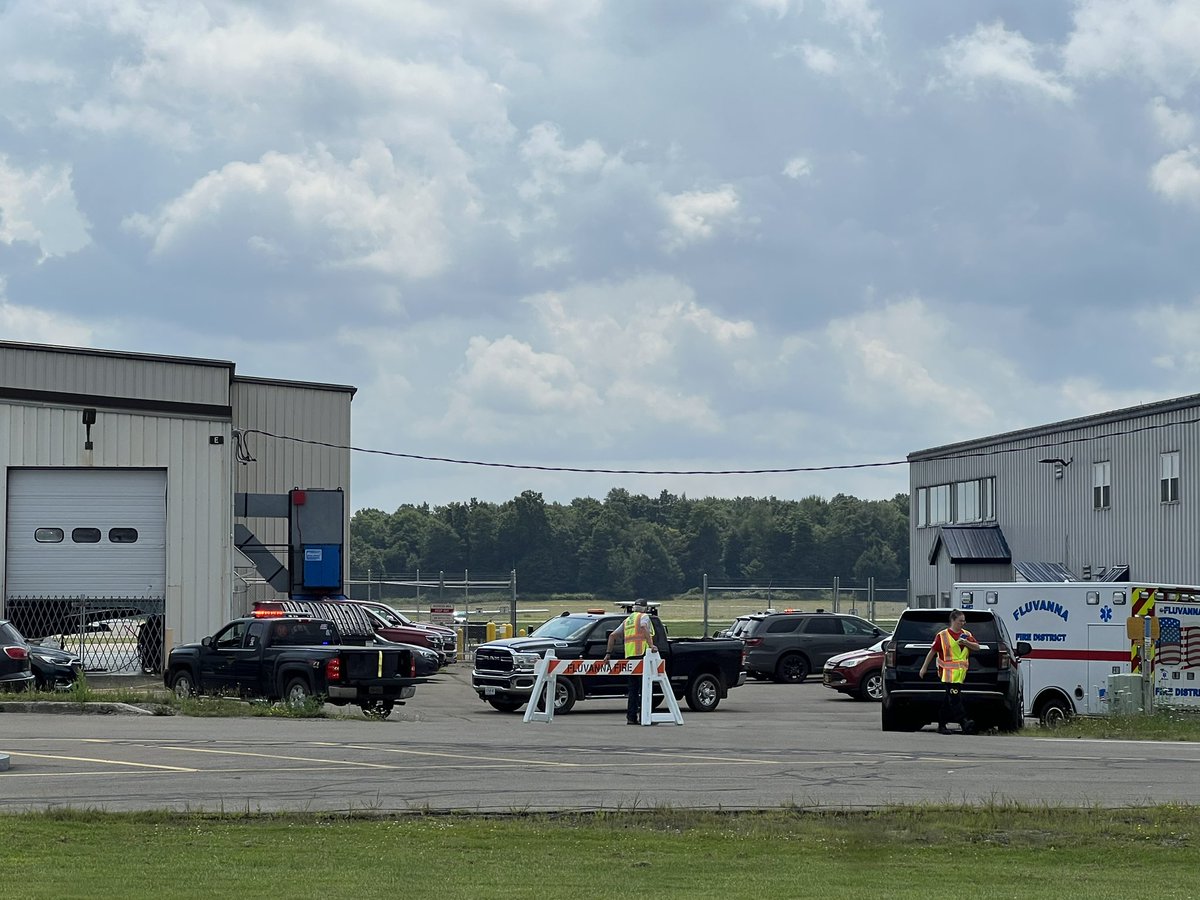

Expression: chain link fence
xmin=699 ymin=576 xmax=910 ymax=634
xmin=2 ymin=598 xmax=166 ymax=675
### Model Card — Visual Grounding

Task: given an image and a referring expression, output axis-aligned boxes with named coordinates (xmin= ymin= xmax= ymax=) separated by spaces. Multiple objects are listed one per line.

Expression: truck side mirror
xmin=201 ymin=636 xmax=212 ymax=648
xmin=1015 ymin=641 xmax=1032 ymax=658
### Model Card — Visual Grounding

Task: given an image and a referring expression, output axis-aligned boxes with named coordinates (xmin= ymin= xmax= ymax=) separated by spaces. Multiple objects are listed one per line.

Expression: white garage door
xmin=5 ymin=468 xmax=167 ymax=603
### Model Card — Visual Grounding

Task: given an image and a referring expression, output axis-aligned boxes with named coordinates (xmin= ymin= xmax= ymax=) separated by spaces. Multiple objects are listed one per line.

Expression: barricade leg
xmin=639 ymin=650 xmax=684 ymax=725
xmin=523 ymin=651 xmax=556 ymax=723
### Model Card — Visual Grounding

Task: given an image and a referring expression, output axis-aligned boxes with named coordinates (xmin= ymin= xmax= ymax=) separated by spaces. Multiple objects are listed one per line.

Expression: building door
xmin=5 ymin=468 xmax=167 ymax=636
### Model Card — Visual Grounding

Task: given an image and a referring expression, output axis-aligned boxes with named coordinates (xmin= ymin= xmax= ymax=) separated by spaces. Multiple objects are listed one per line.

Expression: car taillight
xmin=410 ymin=656 xmax=416 ymax=678
xmin=997 ymin=643 xmax=1010 ymax=669
xmin=744 ymin=638 xmax=763 ymax=648
xmin=3 ymin=645 xmax=28 ymax=660
xmin=884 ymin=646 xmax=895 ymax=668
xmin=325 ymin=657 xmax=341 ymax=681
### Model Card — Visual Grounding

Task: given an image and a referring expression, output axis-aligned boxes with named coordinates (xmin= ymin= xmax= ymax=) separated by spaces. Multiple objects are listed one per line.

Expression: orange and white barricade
xmin=523 ymin=649 xmax=684 ymax=726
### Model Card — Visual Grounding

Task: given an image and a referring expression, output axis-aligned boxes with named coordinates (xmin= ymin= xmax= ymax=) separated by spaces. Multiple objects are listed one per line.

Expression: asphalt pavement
xmin=1 ymin=666 xmax=1198 ymax=812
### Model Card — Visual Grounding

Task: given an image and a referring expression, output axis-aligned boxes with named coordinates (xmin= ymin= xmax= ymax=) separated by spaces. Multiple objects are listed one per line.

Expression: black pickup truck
xmin=472 ymin=611 xmax=746 ymax=714
xmin=164 ymin=614 xmax=425 ymax=718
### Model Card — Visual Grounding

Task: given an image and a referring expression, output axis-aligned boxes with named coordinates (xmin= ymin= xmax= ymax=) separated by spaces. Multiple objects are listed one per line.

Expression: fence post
xmin=702 ymin=573 xmax=709 ymax=637
xmin=832 ymin=576 xmax=840 ymax=613
xmin=510 ymin=569 xmax=517 ymax=632
xmin=868 ymin=576 xmax=876 ymax=622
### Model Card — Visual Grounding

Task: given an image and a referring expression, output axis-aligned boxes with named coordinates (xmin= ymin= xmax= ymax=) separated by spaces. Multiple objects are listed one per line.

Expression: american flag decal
xmin=1158 ymin=618 xmax=1200 ymax=669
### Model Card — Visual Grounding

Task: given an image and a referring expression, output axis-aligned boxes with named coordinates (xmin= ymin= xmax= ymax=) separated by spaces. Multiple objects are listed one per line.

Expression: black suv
xmin=742 ymin=612 xmax=884 ymax=684
xmin=881 ymin=608 xmax=1031 ymax=732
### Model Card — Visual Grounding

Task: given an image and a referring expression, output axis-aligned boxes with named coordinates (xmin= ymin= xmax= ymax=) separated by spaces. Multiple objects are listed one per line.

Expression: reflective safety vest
xmin=936 ymin=628 xmax=973 ymax=683
xmin=624 ymin=612 xmax=654 ymax=658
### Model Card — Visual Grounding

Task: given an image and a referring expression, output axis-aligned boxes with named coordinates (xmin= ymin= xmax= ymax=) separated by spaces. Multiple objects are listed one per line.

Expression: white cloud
xmin=1150 ymin=96 xmax=1195 ymax=146
xmin=124 ymin=141 xmax=464 ymax=278
xmin=658 ymin=185 xmax=740 ymax=252
xmin=783 ymin=156 xmax=813 ymax=179
xmin=824 ymin=298 xmax=997 ymax=426
xmin=0 ymin=283 xmax=98 ymax=345
xmin=1150 ymin=148 xmax=1200 ymax=207
xmin=1063 ymin=0 xmax=1200 ymax=95
xmin=938 ymin=21 xmax=1074 ymax=103
xmin=821 ymin=0 xmax=883 ymax=47
xmin=456 ymin=334 xmax=599 ymax=414
xmin=518 ymin=122 xmax=611 ymax=203
xmin=0 ymin=156 xmax=91 ymax=260
xmin=801 ymin=43 xmax=840 ymax=75
xmin=740 ymin=0 xmax=794 ymax=17
xmin=1135 ymin=298 xmax=1200 ymax=372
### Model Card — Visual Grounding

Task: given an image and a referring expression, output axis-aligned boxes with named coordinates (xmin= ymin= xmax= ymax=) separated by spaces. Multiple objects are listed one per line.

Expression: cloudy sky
xmin=3 ymin=0 xmax=1200 ymax=512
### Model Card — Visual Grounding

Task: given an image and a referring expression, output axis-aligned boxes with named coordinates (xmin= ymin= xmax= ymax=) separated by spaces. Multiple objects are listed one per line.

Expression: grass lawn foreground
xmin=0 ymin=807 xmax=1196 ymax=899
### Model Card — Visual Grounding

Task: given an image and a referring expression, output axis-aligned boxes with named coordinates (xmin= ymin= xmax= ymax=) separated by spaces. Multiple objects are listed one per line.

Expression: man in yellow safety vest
xmin=919 ymin=608 xmax=981 ymax=735
xmin=602 ymin=599 xmax=658 ymax=725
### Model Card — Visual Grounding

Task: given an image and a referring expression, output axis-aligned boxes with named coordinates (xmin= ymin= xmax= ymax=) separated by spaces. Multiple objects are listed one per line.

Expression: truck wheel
xmin=774 ymin=653 xmax=810 ymax=684
xmin=360 ymin=700 xmax=395 ymax=720
xmin=169 ymin=669 xmax=197 ymax=699
xmin=553 ymin=678 xmax=577 ymax=714
xmin=1037 ymin=696 xmax=1071 ymax=728
xmin=283 ymin=676 xmax=313 ymax=707
xmin=686 ymin=673 xmax=722 ymax=712
xmin=857 ymin=669 xmax=884 ymax=702
xmin=488 ymin=698 xmax=524 ymax=713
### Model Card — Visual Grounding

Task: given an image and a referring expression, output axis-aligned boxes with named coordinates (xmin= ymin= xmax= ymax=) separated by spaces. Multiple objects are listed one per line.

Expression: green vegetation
xmin=0 ymin=807 xmax=1195 ymax=899
xmin=12 ymin=676 xmax=332 ymax=718
xmin=350 ymin=489 xmax=909 ymax=600
xmin=1025 ymin=708 xmax=1200 ymax=742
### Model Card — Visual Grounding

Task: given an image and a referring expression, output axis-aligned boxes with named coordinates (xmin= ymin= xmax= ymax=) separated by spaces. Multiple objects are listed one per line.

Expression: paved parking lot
xmin=3 ymin=668 xmax=1200 ymax=812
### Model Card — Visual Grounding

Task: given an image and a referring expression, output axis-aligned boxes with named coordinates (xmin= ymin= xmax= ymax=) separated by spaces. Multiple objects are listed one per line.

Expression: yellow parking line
xmin=159 ymin=745 xmax=404 ymax=769
xmin=7 ymin=751 xmax=196 ymax=772
xmin=329 ymin=744 xmax=584 ymax=767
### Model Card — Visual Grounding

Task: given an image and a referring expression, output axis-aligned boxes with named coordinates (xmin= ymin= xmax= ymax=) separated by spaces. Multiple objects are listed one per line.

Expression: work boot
xmin=937 ymin=725 xmax=952 ymax=735
xmin=961 ymin=719 xmax=976 ymax=735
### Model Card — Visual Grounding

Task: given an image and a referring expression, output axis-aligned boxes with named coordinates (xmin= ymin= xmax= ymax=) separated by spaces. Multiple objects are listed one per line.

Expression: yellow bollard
xmin=457 ymin=626 xmax=466 ymax=651
xmin=486 ymin=621 xmax=497 ymax=642
xmin=518 ymin=628 xmax=527 ymax=637
xmin=502 ymin=623 xmax=513 ymax=639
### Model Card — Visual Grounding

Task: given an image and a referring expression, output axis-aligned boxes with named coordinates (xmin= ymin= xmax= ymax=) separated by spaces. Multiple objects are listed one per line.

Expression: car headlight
xmin=513 ymin=653 xmax=540 ymax=671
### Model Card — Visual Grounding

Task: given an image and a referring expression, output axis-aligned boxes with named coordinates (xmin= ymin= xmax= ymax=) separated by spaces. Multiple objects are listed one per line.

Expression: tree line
xmin=349 ymin=489 xmax=910 ymax=600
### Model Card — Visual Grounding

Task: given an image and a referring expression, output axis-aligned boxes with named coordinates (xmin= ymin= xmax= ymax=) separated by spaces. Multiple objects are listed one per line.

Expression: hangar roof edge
xmin=908 ymin=392 xmax=1200 ymax=462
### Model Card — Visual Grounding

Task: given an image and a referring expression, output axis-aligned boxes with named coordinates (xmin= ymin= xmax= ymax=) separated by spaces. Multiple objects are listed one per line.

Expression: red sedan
xmin=821 ymin=634 xmax=890 ymax=701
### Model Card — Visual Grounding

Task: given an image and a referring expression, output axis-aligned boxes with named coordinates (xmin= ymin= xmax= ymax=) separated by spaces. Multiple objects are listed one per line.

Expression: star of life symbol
xmin=1100 ymin=606 xmax=1113 ymax=622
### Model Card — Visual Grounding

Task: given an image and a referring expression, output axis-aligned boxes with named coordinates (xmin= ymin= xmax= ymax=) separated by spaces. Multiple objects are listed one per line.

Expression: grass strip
xmin=0 ymin=806 xmax=1195 ymax=899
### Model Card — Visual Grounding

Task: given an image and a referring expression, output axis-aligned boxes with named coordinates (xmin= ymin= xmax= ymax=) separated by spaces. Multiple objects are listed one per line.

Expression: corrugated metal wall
xmin=0 ymin=404 xmax=231 ymax=642
xmin=231 ymin=379 xmax=353 ymax=613
xmin=0 ymin=344 xmax=230 ymax=405
xmin=911 ymin=402 xmax=1200 ymax=602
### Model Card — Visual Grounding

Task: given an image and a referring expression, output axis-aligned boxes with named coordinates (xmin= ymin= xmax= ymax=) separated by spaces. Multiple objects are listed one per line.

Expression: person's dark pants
xmin=626 ymin=659 xmax=645 ymax=723
xmin=939 ymin=682 xmax=972 ymax=731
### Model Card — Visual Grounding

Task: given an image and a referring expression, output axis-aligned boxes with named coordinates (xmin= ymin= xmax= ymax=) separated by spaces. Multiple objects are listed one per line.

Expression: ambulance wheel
xmin=1037 ymin=696 xmax=1071 ymax=728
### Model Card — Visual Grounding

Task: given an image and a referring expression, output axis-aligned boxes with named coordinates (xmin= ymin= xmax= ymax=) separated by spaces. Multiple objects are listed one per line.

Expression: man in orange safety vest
xmin=919 ymin=608 xmax=981 ymax=735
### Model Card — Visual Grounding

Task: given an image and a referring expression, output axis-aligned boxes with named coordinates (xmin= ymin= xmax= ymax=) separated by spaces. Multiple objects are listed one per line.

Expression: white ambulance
xmin=952 ymin=581 xmax=1200 ymax=725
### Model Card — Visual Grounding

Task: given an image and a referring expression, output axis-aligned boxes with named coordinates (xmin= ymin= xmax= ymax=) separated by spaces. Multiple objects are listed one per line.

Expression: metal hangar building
xmin=0 ymin=340 xmax=354 ymax=658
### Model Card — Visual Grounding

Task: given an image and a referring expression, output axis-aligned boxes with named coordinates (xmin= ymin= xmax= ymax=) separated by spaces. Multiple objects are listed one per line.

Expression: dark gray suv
xmin=742 ymin=612 xmax=884 ymax=684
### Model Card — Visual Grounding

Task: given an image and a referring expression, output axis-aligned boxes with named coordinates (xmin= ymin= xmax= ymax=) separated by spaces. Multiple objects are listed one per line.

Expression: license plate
xmin=484 ymin=686 xmax=497 ymax=696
